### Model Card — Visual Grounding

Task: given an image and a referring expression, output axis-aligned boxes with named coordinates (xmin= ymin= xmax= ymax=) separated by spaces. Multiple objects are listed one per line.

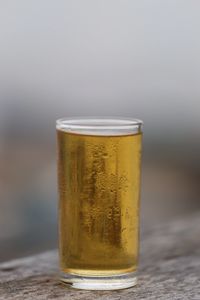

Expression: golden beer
xmin=57 ymin=118 xmax=143 ymax=290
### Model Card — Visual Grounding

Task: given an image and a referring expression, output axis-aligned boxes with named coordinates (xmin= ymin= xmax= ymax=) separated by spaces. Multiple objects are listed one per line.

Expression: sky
xmin=0 ymin=0 xmax=199 ymax=135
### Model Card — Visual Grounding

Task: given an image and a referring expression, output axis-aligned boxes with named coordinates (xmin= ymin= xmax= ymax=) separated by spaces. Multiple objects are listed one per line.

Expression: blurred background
xmin=0 ymin=0 xmax=200 ymax=262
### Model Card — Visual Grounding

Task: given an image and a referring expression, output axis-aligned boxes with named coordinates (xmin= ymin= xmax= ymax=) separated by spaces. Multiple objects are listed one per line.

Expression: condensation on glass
xmin=56 ymin=117 xmax=143 ymax=290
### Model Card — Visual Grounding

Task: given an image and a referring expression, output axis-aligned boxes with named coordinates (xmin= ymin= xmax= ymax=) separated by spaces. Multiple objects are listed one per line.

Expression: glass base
xmin=60 ymin=271 xmax=137 ymax=290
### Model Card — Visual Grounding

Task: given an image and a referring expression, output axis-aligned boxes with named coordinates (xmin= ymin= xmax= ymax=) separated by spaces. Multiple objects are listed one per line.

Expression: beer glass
xmin=56 ymin=117 xmax=143 ymax=290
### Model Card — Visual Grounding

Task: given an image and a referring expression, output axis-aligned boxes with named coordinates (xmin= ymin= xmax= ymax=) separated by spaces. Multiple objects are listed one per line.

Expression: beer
xmin=57 ymin=128 xmax=142 ymax=277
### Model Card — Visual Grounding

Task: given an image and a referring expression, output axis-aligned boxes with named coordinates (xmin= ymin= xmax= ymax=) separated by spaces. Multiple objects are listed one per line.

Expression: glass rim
xmin=56 ymin=117 xmax=143 ymax=136
xmin=56 ymin=117 xmax=143 ymax=131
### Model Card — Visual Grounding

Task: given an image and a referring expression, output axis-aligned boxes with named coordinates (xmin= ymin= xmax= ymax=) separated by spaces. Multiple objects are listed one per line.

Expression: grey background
xmin=0 ymin=1 xmax=200 ymax=261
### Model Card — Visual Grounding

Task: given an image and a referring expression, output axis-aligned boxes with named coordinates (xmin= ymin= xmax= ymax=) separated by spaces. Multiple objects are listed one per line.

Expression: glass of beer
xmin=56 ymin=117 xmax=143 ymax=290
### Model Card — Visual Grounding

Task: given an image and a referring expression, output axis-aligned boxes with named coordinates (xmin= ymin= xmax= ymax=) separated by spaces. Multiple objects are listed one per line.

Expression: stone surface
xmin=0 ymin=212 xmax=200 ymax=299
